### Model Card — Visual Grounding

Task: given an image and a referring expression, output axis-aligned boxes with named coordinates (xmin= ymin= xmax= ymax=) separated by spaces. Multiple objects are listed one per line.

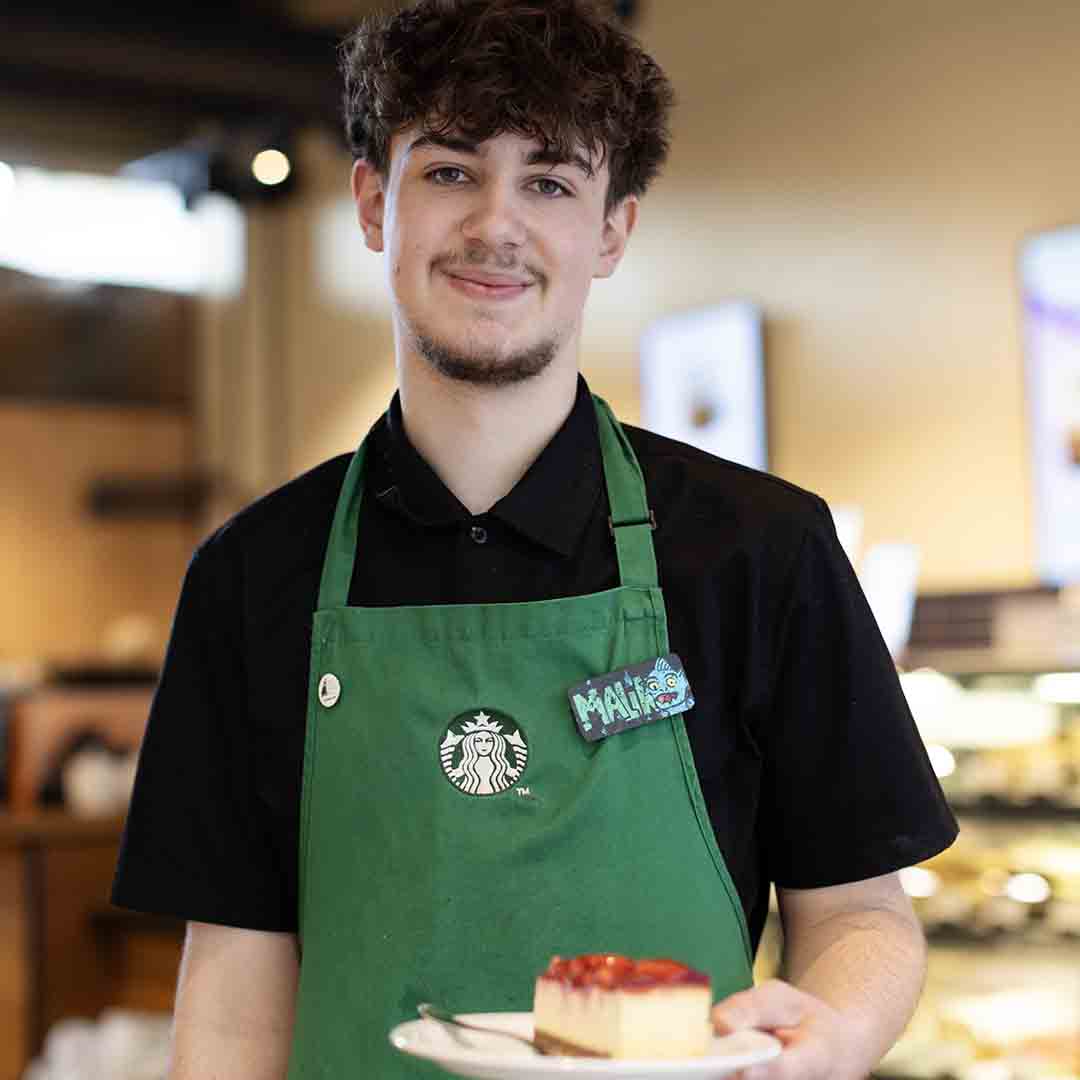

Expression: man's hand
xmin=712 ymin=978 xmax=850 ymax=1080
xmin=710 ymin=872 xmax=929 ymax=1079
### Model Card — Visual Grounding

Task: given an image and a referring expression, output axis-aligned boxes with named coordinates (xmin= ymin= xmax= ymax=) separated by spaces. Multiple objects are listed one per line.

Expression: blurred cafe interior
xmin=2 ymin=0 xmax=1080 ymax=1077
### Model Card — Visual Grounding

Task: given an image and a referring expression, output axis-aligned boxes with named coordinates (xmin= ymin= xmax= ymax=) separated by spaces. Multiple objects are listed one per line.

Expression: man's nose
xmin=460 ymin=182 xmax=526 ymax=248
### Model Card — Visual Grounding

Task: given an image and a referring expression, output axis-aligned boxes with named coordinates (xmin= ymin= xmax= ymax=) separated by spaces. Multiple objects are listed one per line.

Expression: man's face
xmin=352 ymin=128 xmax=636 ymax=386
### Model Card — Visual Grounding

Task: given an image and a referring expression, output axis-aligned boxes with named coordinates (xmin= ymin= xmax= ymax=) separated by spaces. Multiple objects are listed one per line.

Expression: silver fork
xmin=417 ymin=1002 xmax=548 ymax=1055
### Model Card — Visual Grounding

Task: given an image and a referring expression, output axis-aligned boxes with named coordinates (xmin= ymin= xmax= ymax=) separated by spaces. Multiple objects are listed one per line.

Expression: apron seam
xmin=649 ymin=588 xmax=755 ymax=974
xmin=670 ymin=713 xmax=755 ymax=970
xmin=330 ymin=624 xmax=630 ymax=644
xmin=298 ymin=634 xmax=323 ymax=937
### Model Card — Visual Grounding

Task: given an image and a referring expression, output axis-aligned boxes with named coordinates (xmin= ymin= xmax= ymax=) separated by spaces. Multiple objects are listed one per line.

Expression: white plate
xmin=389 ymin=1012 xmax=782 ymax=1078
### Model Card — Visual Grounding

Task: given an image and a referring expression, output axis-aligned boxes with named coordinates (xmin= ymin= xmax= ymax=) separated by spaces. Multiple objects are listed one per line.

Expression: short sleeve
xmin=111 ymin=533 xmax=293 ymax=931
xmin=760 ymin=499 xmax=958 ymax=889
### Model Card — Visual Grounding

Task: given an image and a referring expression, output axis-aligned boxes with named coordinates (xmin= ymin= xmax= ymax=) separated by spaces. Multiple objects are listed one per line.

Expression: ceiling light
xmin=0 ymin=166 xmax=243 ymax=294
xmin=252 ymin=148 xmax=291 ymax=187
xmin=123 ymin=125 xmax=297 ymax=207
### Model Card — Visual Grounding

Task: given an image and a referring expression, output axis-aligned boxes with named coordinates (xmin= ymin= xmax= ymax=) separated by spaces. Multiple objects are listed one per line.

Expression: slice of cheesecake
xmin=533 ymin=954 xmax=712 ymax=1059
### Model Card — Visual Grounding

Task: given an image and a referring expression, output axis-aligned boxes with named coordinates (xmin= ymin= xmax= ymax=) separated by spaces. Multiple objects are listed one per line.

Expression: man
xmin=112 ymin=1 xmax=957 ymax=1077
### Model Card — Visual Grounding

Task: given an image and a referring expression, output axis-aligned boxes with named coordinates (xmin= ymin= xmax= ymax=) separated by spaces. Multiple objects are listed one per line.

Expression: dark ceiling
xmin=0 ymin=1 xmax=638 ymax=177
xmin=0 ymin=2 xmax=381 ymax=169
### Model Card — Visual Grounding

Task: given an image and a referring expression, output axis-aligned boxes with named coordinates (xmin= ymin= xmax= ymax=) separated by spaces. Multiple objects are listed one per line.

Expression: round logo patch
xmin=439 ymin=709 xmax=529 ymax=797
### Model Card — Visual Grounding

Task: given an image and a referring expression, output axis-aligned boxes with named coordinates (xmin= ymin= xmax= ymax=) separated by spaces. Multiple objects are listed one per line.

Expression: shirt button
xmin=470 ymin=525 xmax=488 ymax=545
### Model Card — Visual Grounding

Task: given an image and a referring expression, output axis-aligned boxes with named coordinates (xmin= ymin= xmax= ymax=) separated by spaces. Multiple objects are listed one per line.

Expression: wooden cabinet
xmin=0 ymin=813 xmax=183 ymax=1080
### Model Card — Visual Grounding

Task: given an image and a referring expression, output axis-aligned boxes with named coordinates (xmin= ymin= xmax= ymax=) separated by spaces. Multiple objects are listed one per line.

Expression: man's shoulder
xmin=621 ymin=422 xmax=830 ymax=541
xmin=195 ymin=453 xmax=354 ymax=573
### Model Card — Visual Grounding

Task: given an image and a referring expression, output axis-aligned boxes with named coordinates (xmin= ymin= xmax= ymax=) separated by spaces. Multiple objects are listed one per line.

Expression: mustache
xmin=433 ymin=247 xmax=546 ymax=285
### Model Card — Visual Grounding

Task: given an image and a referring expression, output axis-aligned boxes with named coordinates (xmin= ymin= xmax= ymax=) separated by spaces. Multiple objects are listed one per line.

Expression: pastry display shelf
xmin=925 ymin=923 xmax=1080 ymax=947
xmin=951 ymin=800 xmax=1080 ymax=823
xmin=895 ymin=656 xmax=1080 ymax=1079
xmin=875 ymin=940 xmax=1080 ymax=1080
xmin=750 ymin=654 xmax=1080 ymax=1078
xmin=902 ymin=646 xmax=1080 ymax=680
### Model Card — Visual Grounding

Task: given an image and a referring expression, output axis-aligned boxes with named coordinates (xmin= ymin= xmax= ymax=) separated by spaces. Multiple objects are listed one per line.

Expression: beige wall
xmin=0 ymin=405 xmax=194 ymax=665
xmin=233 ymin=0 xmax=1080 ymax=591
xmin=625 ymin=0 xmax=1080 ymax=591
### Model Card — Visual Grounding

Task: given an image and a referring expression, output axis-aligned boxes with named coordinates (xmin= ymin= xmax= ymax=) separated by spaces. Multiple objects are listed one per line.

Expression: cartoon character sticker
xmin=643 ymin=655 xmax=692 ymax=715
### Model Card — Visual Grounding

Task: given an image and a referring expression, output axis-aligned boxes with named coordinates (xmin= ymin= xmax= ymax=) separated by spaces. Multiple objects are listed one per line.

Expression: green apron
xmin=288 ymin=396 xmax=754 ymax=1078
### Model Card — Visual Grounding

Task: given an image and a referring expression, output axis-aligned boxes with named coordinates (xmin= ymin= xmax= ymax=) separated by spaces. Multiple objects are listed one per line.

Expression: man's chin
xmin=413 ymin=332 xmax=557 ymax=388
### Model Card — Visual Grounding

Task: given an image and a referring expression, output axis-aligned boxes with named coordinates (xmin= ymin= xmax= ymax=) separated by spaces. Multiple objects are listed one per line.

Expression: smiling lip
xmin=442 ymin=270 xmax=533 ymax=300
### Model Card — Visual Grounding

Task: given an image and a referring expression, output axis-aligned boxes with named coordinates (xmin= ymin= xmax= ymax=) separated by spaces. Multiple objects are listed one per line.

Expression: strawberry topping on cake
xmin=533 ymin=954 xmax=712 ymax=1058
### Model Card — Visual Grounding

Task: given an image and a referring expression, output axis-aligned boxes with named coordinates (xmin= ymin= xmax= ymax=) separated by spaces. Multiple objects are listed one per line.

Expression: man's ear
xmin=351 ymin=159 xmax=386 ymax=253
xmin=593 ymin=195 xmax=639 ymax=280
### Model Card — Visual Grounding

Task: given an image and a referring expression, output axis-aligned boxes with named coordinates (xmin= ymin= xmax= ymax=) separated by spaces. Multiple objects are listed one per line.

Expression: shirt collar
xmin=371 ymin=376 xmax=603 ymax=557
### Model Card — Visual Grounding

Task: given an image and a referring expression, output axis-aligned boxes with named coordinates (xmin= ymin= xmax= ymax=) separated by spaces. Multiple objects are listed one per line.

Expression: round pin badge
xmin=318 ymin=673 xmax=341 ymax=708
xmin=438 ymin=708 xmax=528 ymax=797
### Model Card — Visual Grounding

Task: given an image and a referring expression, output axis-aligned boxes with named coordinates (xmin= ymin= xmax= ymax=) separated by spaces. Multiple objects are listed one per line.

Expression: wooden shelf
xmin=0 ymin=811 xmax=182 ymax=1080
xmin=0 ymin=810 xmax=126 ymax=847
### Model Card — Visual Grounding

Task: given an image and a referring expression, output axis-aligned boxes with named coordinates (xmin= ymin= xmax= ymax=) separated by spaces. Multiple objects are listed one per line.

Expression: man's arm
xmin=713 ymin=871 xmax=927 ymax=1080
xmin=169 ymin=922 xmax=299 ymax=1080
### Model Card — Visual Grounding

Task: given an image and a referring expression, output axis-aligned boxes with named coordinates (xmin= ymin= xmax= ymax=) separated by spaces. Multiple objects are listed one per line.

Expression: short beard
xmin=413 ymin=331 xmax=557 ymax=387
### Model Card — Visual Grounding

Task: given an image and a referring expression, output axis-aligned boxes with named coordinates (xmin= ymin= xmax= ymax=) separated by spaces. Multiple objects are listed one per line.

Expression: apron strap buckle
xmin=608 ymin=509 xmax=657 ymax=535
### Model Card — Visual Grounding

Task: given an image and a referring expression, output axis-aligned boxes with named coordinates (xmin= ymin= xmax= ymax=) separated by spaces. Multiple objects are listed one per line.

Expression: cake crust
xmin=531 ymin=1031 xmax=607 ymax=1057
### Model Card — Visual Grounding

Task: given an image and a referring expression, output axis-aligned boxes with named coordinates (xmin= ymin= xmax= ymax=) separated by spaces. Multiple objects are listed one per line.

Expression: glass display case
xmin=882 ymin=667 xmax=1080 ymax=1079
xmin=756 ymin=665 xmax=1080 ymax=1080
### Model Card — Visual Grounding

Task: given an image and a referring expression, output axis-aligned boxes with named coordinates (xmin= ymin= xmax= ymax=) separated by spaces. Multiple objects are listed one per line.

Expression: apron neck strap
xmin=592 ymin=395 xmax=658 ymax=590
xmin=318 ymin=394 xmax=658 ymax=608
xmin=318 ymin=440 xmax=368 ymax=610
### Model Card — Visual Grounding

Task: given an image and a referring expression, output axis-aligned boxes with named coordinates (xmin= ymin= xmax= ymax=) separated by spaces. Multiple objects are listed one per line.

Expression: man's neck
xmin=397 ymin=356 xmax=579 ymax=516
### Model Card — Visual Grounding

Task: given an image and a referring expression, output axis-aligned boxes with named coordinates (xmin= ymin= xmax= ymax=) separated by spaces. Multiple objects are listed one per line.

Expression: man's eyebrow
xmin=524 ymin=147 xmax=595 ymax=178
xmin=407 ymin=133 xmax=481 ymax=156
xmin=408 ymin=133 xmax=595 ymax=178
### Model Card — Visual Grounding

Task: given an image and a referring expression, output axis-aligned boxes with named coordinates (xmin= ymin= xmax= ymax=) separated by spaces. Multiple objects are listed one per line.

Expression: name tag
xmin=567 ymin=653 xmax=696 ymax=742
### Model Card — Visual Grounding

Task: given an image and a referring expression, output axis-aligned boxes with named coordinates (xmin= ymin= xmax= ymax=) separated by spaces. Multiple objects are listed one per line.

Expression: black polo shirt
xmin=112 ymin=377 xmax=957 ymax=954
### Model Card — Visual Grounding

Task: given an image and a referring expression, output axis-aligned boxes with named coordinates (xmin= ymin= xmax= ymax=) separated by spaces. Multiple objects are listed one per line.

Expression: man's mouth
xmin=442 ymin=270 xmax=534 ymax=300
xmin=656 ymin=692 xmax=678 ymax=706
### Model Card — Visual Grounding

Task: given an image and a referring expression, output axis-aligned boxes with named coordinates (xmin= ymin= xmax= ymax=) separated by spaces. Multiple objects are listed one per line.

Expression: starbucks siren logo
xmin=440 ymin=709 xmax=528 ymax=796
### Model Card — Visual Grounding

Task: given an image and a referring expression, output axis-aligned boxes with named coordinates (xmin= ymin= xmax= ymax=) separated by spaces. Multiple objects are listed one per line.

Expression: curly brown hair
xmin=340 ymin=0 xmax=675 ymax=214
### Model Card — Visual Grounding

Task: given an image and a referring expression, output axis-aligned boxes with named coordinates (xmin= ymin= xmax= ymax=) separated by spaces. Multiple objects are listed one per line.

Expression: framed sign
xmin=1021 ymin=227 xmax=1080 ymax=585
xmin=639 ymin=303 xmax=767 ymax=470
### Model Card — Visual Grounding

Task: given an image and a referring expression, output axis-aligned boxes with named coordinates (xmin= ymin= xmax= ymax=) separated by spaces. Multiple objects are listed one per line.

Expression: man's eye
xmin=667 ymin=675 xmax=678 ymax=688
xmin=429 ymin=166 xmax=468 ymax=185
xmin=531 ymin=177 xmax=569 ymax=197
xmin=647 ymin=680 xmax=659 ymax=691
